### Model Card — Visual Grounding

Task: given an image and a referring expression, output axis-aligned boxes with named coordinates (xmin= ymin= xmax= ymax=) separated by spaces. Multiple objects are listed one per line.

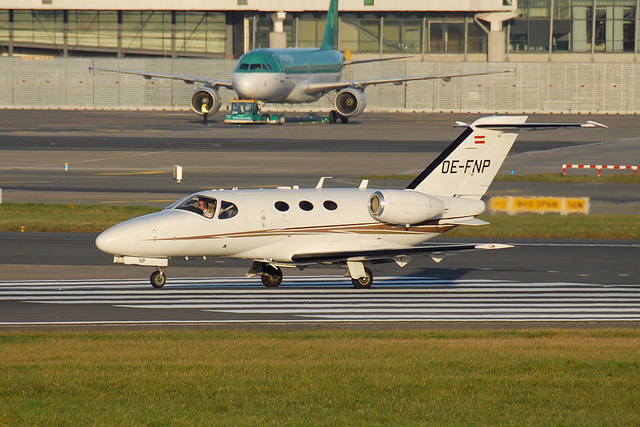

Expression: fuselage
xmin=95 ymin=187 xmax=459 ymax=263
xmin=232 ymin=48 xmax=344 ymax=103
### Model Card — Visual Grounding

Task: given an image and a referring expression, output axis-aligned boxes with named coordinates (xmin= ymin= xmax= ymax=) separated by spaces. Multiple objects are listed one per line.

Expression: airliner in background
xmin=90 ymin=0 xmax=510 ymax=123
xmin=95 ymin=116 xmax=606 ymax=288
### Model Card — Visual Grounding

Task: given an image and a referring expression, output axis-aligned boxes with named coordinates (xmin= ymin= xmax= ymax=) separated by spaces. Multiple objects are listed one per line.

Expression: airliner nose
xmin=233 ymin=73 xmax=259 ymax=99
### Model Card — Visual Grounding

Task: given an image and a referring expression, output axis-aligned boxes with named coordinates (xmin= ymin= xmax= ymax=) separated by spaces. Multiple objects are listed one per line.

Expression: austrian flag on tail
xmin=475 ymin=135 xmax=485 ymax=144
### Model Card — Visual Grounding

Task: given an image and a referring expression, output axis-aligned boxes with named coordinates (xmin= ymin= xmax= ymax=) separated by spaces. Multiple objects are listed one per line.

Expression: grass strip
xmin=1 ymin=329 xmax=639 ymax=426
xmin=0 ymin=203 xmax=158 ymax=233
xmin=360 ymin=173 xmax=640 ymax=183
xmin=446 ymin=214 xmax=640 ymax=239
xmin=0 ymin=203 xmax=638 ymax=238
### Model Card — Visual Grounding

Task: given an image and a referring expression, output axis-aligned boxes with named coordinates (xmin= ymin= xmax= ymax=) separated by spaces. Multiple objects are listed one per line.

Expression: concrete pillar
xmin=270 ymin=11 xmax=287 ymax=49
xmin=476 ymin=12 xmax=517 ymax=62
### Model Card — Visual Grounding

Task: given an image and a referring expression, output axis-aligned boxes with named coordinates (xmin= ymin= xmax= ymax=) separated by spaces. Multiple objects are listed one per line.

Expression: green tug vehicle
xmin=224 ymin=99 xmax=285 ymax=124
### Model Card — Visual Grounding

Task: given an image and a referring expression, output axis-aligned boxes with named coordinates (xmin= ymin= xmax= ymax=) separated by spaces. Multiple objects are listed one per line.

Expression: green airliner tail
xmin=320 ymin=0 xmax=339 ymax=50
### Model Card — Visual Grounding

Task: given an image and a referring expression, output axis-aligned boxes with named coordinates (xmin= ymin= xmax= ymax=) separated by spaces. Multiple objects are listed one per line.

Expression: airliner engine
xmin=190 ymin=87 xmax=222 ymax=116
xmin=335 ymin=88 xmax=367 ymax=118
xmin=368 ymin=190 xmax=445 ymax=226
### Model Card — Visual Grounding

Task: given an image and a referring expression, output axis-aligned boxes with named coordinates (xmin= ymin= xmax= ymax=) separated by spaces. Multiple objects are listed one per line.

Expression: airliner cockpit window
xmin=175 ymin=195 xmax=217 ymax=219
xmin=218 ymin=200 xmax=238 ymax=219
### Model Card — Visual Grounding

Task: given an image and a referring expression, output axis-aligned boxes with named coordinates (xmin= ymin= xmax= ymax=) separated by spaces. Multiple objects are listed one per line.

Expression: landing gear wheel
xmin=329 ymin=110 xmax=337 ymax=123
xmin=150 ymin=270 xmax=166 ymax=289
xmin=261 ymin=264 xmax=283 ymax=288
xmin=351 ymin=267 xmax=373 ymax=289
xmin=339 ymin=115 xmax=349 ymax=124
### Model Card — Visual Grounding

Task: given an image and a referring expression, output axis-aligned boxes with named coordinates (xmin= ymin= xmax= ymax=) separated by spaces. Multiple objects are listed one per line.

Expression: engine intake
xmin=368 ymin=190 xmax=445 ymax=226
xmin=190 ymin=87 xmax=222 ymax=116
xmin=335 ymin=88 xmax=367 ymax=118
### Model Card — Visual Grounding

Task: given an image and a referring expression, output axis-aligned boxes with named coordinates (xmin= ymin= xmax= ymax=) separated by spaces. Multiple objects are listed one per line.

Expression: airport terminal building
xmin=1 ymin=0 xmax=638 ymax=63
xmin=1 ymin=0 xmax=640 ymax=114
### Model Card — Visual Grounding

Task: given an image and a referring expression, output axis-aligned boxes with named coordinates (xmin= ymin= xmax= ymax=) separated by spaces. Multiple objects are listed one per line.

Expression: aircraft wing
xmin=89 ymin=66 xmax=234 ymax=88
xmin=344 ymin=55 xmax=413 ymax=65
xmin=290 ymin=243 xmax=512 ymax=265
xmin=304 ymin=69 xmax=512 ymax=96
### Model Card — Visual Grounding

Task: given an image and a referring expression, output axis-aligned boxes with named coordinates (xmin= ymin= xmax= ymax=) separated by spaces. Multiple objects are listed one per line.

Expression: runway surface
xmin=1 ymin=275 xmax=638 ymax=327
xmin=0 ymin=232 xmax=638 ymax=328
xmin=0 ymin=110 xmax=638 ymax=329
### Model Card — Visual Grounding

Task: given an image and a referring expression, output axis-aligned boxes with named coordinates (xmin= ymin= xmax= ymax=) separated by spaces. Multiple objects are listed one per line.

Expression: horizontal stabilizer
xmin=454 ymin=121 xmax=608 ymax=130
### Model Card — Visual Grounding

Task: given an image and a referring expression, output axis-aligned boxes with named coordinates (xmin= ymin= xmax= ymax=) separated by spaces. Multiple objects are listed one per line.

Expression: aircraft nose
xmin=96 ymin=224 xmax=130 ymax=255
xmin=233 ymin=73 xmax=271 ymax=99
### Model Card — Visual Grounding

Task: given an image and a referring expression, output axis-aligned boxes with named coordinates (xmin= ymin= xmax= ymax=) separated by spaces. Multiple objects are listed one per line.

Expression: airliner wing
xmin=89 ymin=66 xmax=234 ymax=88
xmin=291 ymin=243 xmax=512 ymax=265
xmin=305 ymin=69 xmax=511 ymax=95
xmin=344 ymin=55 xmax=413 ymax=65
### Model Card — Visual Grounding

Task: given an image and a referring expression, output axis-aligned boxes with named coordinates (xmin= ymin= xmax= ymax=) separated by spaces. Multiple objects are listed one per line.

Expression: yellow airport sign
xmin=489 ymin=196 xmax=589 ymax=215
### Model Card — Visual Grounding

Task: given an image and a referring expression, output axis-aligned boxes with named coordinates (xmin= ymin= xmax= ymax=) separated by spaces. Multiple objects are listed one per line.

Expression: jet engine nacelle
xmin=190 ymin=87 xmax=222 ymax=116
xmin=368 ymin=190 xmax=445 ymax=226
xmin=335 ymin=88 xmax=367 ymax=118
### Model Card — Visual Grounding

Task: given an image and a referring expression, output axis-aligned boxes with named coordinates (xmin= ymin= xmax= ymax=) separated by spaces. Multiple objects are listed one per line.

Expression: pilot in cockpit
xmin=198 ymin=198 xmax=217 ymax=218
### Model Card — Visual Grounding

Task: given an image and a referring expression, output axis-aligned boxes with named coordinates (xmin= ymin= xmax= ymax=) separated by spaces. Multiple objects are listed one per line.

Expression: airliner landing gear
xmin=328 ymin=110 xmax=348 ymax=124
xmin=261 ymin=264 xmax=283 ymax=288
xmin=150 ymin=269 xmax=166 ymax=288
xmin=351 ymin=267 xmax=373 ymax=289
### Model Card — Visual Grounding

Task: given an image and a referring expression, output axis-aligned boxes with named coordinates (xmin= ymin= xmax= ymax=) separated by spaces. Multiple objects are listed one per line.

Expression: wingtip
xmin=585 ymin=120 xmax=608 ymax=129
xmin=475 ymin=244 xmax=514 ymax=250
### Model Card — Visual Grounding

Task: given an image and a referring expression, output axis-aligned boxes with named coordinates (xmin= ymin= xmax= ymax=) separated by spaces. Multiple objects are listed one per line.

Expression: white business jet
xmin=89 ymin=0 xmax=510 ymax=123
xmin=95 ymin=116 xmax=606 ymax=288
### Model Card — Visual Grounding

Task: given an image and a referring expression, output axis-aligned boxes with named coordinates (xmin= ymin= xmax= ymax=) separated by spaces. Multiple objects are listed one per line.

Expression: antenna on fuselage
xmin=316 ymin=176 xmax=333 ymax=189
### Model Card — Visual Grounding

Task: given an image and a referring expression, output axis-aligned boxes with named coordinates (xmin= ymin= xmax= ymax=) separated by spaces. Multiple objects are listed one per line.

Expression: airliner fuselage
xmin=232 ymin=48 xmax=344 ymax=103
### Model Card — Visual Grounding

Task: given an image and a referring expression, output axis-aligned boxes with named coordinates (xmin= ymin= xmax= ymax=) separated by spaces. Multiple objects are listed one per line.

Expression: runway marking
xmin=1 ymin=275 xmax=639 ymax=325
xmin=95 ymin=171 xmax=168 ymax=176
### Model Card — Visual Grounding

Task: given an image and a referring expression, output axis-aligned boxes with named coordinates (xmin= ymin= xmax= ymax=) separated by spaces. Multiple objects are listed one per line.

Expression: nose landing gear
xmin=150 ymin=269 xmax=166 ymax=288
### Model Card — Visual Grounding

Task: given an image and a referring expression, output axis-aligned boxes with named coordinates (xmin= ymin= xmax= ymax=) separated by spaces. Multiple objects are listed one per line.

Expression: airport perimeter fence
xmin=1 ymin=57 xmax=640 ymax=114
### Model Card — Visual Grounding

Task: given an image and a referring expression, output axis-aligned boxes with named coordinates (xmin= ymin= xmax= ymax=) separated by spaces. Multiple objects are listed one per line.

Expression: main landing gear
xmin=351 ymin=267 xmax=373 ymax=289
xmin=261 ymin=264 xmax=283 ymax=288
xmin=328 ymin=110 xmax=349 ymax=124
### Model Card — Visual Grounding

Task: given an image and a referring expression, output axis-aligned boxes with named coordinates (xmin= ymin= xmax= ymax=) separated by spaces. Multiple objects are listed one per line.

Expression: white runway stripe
xmin=1 ymin=275 xmax=639 ymax=324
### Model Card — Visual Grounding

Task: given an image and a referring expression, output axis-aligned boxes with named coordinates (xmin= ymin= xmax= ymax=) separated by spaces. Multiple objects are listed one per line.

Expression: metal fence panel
xmin=1 ymin=57 xmax=640 ymax=114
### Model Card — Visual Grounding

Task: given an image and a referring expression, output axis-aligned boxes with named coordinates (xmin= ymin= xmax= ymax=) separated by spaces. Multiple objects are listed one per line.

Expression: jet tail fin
xmin=406 ymin=116 xmax=607 ymax=200
xmin=320 ymin=0 xmax=339 ymax=50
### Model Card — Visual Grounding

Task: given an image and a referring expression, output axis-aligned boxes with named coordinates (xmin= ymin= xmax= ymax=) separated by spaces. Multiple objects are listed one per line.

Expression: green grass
xmin=0 ymin=203 xmax=158 ymax=233
xmin=361 ymin=173 xmax=640 ymax=183
xmin=1 ymin=203 xmax=638 ymax=238
xmin=0 ymin=329 xmax=639 ymax=426
xmin=446 ymin=214 xmax=640 ymax=239
xmin=495 ymin=172 xmax=640 ymax=183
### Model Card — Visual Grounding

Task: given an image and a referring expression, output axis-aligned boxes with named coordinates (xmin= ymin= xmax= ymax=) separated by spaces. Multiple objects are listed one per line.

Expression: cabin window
xmin=275 ymin=201 xmax=289 ymax=211
xmin=218 ymin=200 xmax=238 ymax=219
xmin=323 ymin=200 xmax=338 ymax=211
xmin=299 ymin=200 xmax=314 ymax=211
xmin=174 ymin=195 xmax=217 ymax=219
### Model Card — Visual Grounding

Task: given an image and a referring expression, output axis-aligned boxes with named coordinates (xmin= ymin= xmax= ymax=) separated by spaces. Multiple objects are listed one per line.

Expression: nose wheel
xmin=150 ymin=269 xmax=166 ymax=288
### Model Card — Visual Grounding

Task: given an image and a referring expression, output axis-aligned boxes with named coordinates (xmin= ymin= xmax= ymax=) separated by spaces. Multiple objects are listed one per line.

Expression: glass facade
xmin=0 ymin=4 xmax=638 ymax=59
xmin=510 ymin=0 xmax=638 ymax=53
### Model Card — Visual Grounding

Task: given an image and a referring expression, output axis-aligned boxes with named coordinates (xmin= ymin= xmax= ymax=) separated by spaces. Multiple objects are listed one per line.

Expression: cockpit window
xmin=239 ymin=63 xmax=273 ymax=72
xmin=174 ymin=195 xmax=217 ymax=219
xmin=218 ymin=200 xmax=238 ymax=220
